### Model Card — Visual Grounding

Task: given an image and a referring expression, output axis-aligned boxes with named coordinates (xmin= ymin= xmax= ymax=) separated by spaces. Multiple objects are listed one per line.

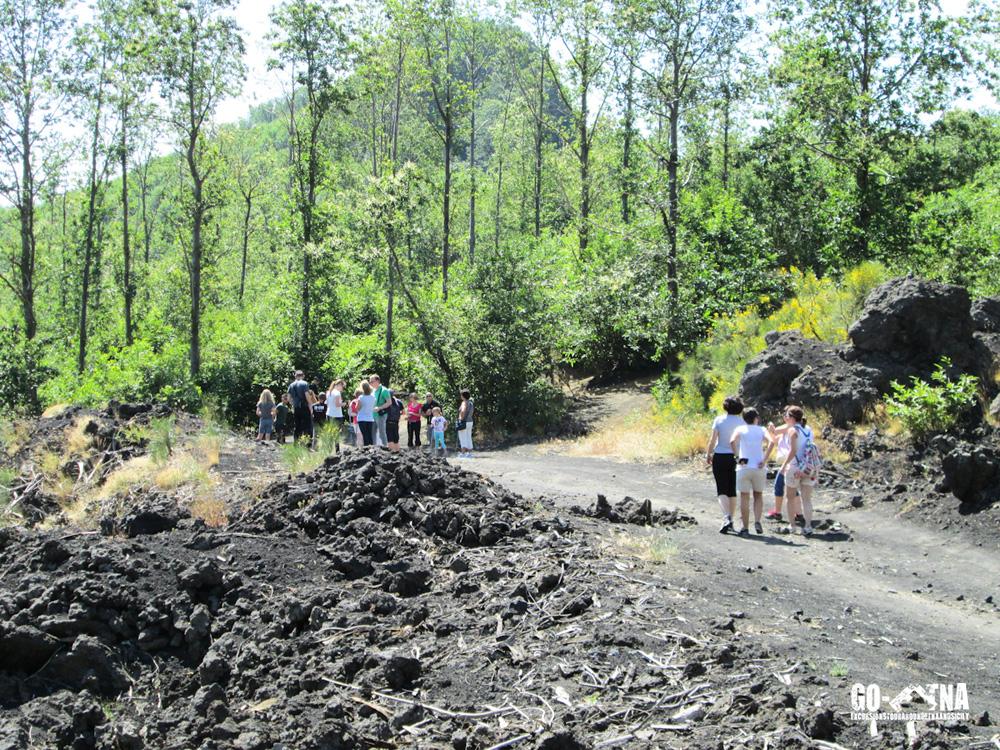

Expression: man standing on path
xmin=370 ymin=374 xmax=391 ymax=447
xmin=288 ymin=370 xmax=314 ymax=444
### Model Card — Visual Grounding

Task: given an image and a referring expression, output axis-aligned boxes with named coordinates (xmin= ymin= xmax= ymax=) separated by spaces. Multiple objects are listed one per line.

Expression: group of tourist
xmin=706 ymin=397 xmax=818 ymax=537
xmin=254 ymin=371 xmax=476 ymax=458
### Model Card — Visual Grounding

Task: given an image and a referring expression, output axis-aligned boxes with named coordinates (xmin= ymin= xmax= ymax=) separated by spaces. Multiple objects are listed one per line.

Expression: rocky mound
xmin=571 ymin=494 xmax=697 ymax=527
xmin=740 ymin=276 xmax=1000 ymax=426
xmin=1 ymin=448 xmax=938 ymax=750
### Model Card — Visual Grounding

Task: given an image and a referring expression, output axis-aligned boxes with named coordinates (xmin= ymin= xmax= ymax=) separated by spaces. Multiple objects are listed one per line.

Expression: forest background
xmin=0 ymin=0 xmax=997 ymax=434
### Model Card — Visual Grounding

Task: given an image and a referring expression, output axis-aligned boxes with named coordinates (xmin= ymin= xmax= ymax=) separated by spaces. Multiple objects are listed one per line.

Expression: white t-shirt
xmin=733 ymin=424 xmax=767 ymax=467
xmin=712 ymin=414 xmax=745 ymax=455
xmin=326 ymin=388 xmax=343 ymax=418
xmin=357 ymin=394 xmax=376 ymax=422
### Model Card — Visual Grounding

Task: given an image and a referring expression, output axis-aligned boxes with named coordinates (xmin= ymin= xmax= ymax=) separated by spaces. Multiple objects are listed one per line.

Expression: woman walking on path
xmin=356 ymin=381 xmax=376 ymax=446
xmin=256 ymin=389 xmax=276 ymax=442
xmin=730 ymin=408 xmax=775 ymax=537
xmin=457 ymin=389 xmax=475 ymax=457
xmin=766 ymin=413 xmax=808 ymax=524
xmin=706 ymin=396 xmax=745 ymax=534
xmin=406 ymin=393 xmax=422 ymax=448
xmin=778 ymin=406 xmax=817 ymax=536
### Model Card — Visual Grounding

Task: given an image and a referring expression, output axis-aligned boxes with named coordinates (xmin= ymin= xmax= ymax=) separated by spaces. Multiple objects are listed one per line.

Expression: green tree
xmin=268 ymin=0 xmax=351 ymax=348
xmin=155 ymin=0 xmax=245 ymax=378
xmin=623 ymin=0 xmax=749 ymax=301
xmin=772 ymin=0 xmax=965 ymax=263
xmin=0 ymin=0 xmax=70 ymax=347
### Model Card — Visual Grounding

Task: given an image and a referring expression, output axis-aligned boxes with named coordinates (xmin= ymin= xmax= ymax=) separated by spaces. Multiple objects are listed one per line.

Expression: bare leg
xmin=753 ymin=492 xmax=764 ymax=523
xmin=717 ymin=495 xmax=731 ymax=517
xmin=740 ymin=492 xmax=750 ymax=530
xmin=800 ymin=484 xmax=814 ymax=528
xmin=786 ymin=489 xmax=801 ymax=525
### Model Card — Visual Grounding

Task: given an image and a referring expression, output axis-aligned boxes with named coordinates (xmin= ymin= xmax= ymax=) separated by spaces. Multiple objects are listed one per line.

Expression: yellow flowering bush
xmin=656 ymin=262 xmax=888 ymax=417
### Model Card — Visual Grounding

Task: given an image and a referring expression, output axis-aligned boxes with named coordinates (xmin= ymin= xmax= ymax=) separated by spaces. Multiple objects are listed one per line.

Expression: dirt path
xmin=464 ymin=446 xmax=1000 ymax=735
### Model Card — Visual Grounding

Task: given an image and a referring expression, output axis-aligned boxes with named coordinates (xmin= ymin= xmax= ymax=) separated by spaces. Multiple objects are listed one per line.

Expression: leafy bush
xmin=0 ymin=326 xmax=52 ymax=414
xmin=885 ymin=358 xmax=978 ymax=439
xmin=655 ymin=263 xmax=888 ymax=415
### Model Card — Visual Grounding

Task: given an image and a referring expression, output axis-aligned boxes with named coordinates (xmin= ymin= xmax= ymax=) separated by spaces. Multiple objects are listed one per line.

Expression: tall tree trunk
xmin=533 ymin=47 xmax=544 ymax=239
xmin=60 ymin=192 xmax=68 ymax=318
xmin=19 ymin=109 xmax=37 ymax=342
xmin=78 ymin=75 xmax=107 ymax=373
xmin=121 ymin=104 xmax=134 ymax=345
xmin=666 ymin=99 xmax=679 ymax=302
xmin=442 ymin=95 xmax=452 ymax=301
xmin=385 ymin=35 xmax=404 ymax=383
xmin=621 ymin=62 xmax=635 ymax=225
xmin=721 ymin=86 xmax=730 ymax=190
xmin=139 ymin=159 xmax=151 ymax=265
xmin=190 ymin=181 xmax=203 ymax=379
xmin=854 ymin=159 xmax=871 ymax=261
xmin=468 ymin=92 xmax=476 ymax=266
xmin=370 ymin=91 xmax=379 ymax=177
xmin=239 ymin=190 xmax=251 ymax=302
xmin=578 ymin=64 xmax=590 ymax=256
xmin=94 ymin=218 xmax=105 ymax=313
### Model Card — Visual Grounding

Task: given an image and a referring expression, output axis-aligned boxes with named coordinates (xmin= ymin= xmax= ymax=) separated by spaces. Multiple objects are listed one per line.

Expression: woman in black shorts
xmin=705 ymin=396 xmax=746 ymax=534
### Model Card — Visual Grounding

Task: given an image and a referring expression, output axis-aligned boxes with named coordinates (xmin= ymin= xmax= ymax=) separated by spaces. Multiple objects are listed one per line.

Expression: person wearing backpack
xmin=778 ymin=405 xmax=820 ymax=536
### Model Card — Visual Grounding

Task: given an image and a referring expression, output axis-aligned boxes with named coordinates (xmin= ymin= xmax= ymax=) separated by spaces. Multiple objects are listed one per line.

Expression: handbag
xmin=456 ymin=420 xmax=467 ymax=431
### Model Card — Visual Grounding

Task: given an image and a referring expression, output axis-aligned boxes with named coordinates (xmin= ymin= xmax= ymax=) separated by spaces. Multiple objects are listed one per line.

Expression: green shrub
xmin=655 ymin=262 xmax=889 ymax=415
xmin=885 ymin=358 xmax=978 ymax=439
xmin=147 ymin=417 xmax=177 ymax=466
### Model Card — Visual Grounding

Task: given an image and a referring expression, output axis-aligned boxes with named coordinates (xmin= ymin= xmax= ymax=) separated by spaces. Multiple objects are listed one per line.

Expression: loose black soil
xmin=3 ymin=448 xmax=986 ymax=749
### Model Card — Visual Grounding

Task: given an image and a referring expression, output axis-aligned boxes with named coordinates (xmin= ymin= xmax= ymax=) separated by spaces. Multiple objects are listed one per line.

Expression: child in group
xmin=274 ymin=393 xmax=290 ymax=443
xmin=431 ymin=406 xmax=448 ymax=457
xmin=406 ymin=393 xmax=423 ymax=448
xmin=256 ymin=389 xmax=276 ymax=442
xmin=350 ymin=388 xmax=363 ymax=447
xmin=385 ymin=390 xmax=404 ymax=451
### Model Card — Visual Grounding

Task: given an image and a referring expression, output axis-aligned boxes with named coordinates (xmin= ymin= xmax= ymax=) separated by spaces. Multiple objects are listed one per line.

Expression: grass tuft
xmin=65 ymin=417 xmax=95 ymax=456
xmin=41 ymin=404 xmax=70 ymax=418
xmin=563 ymin=411 xmax=706 ymax=463
xmin=279 ymin=424 xmax=342 ymax=474
xmin=189 ymin=493 xmax=228 ymax=527
xmin=611 ymin=529 xmax=677 ymax=563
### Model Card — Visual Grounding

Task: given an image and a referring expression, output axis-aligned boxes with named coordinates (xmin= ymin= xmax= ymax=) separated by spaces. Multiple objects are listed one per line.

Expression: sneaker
xmin=795 ymin=514 xmax=806 ymax=527
xmin=802 ymin=525 xmax=814 ymax=537
xmin=719 ymin=518 xmax=733 ymax=534
xmin=738 ymin=528 xmax=750 ymax=538
xmin=755 ymin=522 xmax=763 ymax=535
xmin=765 ymin=510 xmax=782 ymax=521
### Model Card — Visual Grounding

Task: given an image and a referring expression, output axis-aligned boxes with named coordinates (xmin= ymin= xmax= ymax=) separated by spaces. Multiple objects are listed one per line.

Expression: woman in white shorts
xmin=730 ymin=408 xmax=775 ymax=537
xmin=778 ymin=405 xmax=817 ymax=536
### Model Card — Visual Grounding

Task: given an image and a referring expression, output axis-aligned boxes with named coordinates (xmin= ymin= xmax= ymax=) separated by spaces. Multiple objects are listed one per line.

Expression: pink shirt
xmin=407 ymin=402 xmax=422 ymax=422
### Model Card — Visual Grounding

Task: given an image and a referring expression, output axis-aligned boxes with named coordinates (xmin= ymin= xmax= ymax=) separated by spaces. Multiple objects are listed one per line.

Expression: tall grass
xmin=565 ymin=411 xmax=705 ymax=462
xmin=279 ymin=424 xmax=341 ymax=474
